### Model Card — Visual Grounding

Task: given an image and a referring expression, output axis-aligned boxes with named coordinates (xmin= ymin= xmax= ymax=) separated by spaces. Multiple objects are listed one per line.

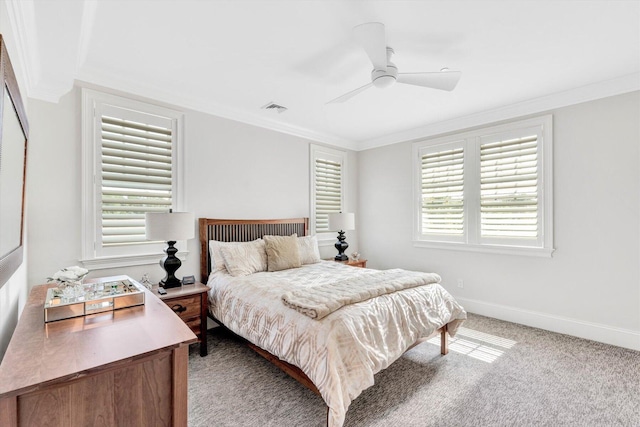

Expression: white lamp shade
xmin=328 ymin=212 xmax=355 ymax=231
xmin=145 ymin=212 xmax=195 ymax=241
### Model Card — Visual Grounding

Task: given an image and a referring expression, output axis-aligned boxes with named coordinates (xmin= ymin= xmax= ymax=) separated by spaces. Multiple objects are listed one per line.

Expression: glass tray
xmin=44 ymin=278 xmax=145 ymax=322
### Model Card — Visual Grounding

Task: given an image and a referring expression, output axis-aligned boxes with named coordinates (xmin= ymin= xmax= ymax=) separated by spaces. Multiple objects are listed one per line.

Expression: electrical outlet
xmin=457 ymin=279 xmax=464 ymax=289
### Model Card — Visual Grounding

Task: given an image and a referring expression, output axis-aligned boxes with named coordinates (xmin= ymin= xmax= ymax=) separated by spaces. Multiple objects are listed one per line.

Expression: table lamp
xmin=145 ymin=211 xmax=194 ymax=288
xmin=328 ymin=212 xmax=355 ymax=261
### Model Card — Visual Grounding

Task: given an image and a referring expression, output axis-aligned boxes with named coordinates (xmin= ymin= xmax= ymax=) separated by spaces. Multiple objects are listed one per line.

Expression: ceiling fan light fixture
xmin=371 ymin=62 xmax=397 ymax=89
xmin=372 ymin=74 xmax=396 ymax=88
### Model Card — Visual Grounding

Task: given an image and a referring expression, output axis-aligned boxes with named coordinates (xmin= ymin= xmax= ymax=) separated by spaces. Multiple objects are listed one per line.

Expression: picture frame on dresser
xmin=0 ymin=34 xmax=29 ymax=290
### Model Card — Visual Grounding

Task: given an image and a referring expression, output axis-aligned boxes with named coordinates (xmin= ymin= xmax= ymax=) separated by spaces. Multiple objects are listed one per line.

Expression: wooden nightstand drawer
xmin=166 ymin=295 xmax=201 ymax=321
xmin=185 ymin=317 xmax=201 ymax=329
xmin=185 ymin=318 xmax=202 ymax=336
xmin=154 ymin=282 xmax=210 ymax=357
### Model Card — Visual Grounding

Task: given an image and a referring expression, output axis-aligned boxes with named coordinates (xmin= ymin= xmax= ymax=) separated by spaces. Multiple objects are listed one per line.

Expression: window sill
xmin=412 ymin=240 xmax=554 ymax=258
xmin=81 ymin=251 xmax=189 ymax=270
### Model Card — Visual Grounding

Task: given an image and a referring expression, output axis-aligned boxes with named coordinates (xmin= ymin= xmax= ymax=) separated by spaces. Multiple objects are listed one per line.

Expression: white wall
xmin=0 ymin=1 xmax=31 ymax=360
xmin=358 ymin=91 xmax=640 ymax=350
xmin=25 ymin=86 xmax=358 ymax=288
xmin=184 ymin=110 xmax=360 ymax=267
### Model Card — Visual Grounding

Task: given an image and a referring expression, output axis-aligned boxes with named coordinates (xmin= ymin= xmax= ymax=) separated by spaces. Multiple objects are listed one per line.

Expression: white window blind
xmin=421 ymin=147 xmax=464 ymax=236
xmin=314 ymin=157 xmax=342 ymax=233
xmin=480 ymin=135 xmax=538 ymax=239
xmin=82 ymin=89 xmax=184 ymax=268
xmin=100 ymin=115 xmax=174 ymax=246
xmin=310 ymin=144 xmax=346 ymax=236
xmin=413 ymin=115 xmax=553 ymax=256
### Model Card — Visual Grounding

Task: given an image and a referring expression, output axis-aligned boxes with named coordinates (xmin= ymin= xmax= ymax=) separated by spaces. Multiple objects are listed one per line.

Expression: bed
xmin=199 ymin=217 xmax=466 ymax=427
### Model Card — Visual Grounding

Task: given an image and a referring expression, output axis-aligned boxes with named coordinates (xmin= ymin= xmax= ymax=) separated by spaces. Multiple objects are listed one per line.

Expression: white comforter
xmin=207 ymin=261 xmax=466 ymax=427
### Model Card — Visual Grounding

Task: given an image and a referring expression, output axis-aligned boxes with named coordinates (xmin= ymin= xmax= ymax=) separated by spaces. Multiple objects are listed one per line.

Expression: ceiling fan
xmin=328 ymin=22 xmax=461 ymax=104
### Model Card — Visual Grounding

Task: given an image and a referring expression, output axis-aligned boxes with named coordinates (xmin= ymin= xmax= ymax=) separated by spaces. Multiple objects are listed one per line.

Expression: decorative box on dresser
xmin=0 ymin=276 xmax=197 ymax=427
xmin=153 ymin=282 xmax=210 ymax=357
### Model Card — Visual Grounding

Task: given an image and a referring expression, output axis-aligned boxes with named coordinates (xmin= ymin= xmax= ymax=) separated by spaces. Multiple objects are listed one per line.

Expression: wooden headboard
xmin=198 ymin=218 xmax=309 ymax=282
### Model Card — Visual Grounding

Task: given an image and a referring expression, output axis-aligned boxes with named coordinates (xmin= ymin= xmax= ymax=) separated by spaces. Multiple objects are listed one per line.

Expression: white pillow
xmin=297 ymin=235 xmax=321 ymax=265
xmin=209 ymin=239 xmax=262 ymax=273
xmin=220 ymin=240 xmax=267 ymax=277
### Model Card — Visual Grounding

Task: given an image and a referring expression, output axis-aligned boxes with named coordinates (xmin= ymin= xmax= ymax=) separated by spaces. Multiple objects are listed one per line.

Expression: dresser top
xmin=0 ymin=275 xmax=197 ymax=398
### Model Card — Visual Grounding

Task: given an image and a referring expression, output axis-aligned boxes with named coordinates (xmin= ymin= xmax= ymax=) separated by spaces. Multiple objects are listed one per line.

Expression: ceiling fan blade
xmin=397 ymin=71 xmax=462 ymax=91
xmin=327 ymin=82 xmax=373 ymax=104
xmin=353 ymin=22 xmax=388 ymax=71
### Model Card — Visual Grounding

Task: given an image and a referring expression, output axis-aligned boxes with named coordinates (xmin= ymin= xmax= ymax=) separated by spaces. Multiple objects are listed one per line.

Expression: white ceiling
xmin=9 ymin=0 xmax=640 ymax=150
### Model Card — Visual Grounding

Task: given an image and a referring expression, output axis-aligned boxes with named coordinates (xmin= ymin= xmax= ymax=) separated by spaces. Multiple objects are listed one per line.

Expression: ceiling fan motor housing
xmin=371 ymin=47 xmax=397 ymax=88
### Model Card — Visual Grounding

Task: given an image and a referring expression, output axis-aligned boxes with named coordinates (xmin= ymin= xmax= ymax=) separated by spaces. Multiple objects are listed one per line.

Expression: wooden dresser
xmin=0 ymin=275 xmax=197 ymax=427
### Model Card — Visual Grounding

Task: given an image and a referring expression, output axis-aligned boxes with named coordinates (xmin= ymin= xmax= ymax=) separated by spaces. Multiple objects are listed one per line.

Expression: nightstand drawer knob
xmin=171 ymin=304 xmax=187 ymax=314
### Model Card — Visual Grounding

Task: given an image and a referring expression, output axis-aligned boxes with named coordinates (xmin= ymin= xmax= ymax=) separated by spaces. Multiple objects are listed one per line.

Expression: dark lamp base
xmin=159 ymin=240 xmax=183 ymax=289
xmin=160 ymin=276 xmax=182 ymax=289
xmin=334 ymin=230 xmax=349 ymax=262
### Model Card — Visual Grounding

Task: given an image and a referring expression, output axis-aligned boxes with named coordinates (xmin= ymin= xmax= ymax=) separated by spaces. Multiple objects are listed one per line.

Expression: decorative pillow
xmin=264 ymin=234 xmax=302 ymax=272
xmin=209 ymin=239 xmax=262 ymax=273
xmin=220 ymin=239 xmax=267 ymax=277
xmin=297 ymin=235 xmax=321 ymax=265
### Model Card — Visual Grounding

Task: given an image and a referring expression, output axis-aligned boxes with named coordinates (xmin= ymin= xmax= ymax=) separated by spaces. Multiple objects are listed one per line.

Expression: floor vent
xmin=261 ymin=102 xmax=288 ymax=114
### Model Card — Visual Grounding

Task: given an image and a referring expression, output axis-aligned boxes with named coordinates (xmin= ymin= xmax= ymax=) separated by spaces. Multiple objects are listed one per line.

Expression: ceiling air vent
xmin=261 ymin=102 xmax=288 ymax=114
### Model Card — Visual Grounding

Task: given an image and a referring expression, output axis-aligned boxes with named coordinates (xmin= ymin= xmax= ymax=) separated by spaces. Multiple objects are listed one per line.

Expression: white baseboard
xmin=456 ymin=297 xmax=640 ymax=351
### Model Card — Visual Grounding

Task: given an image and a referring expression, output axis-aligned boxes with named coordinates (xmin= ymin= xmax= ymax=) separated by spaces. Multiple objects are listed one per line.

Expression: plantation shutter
xmin=100 ymin=114 xmax=174 ymax=246
xmin=314 ymin=157 xmax=342 ymax=233
xmin=421 ymin=147 xmax=464 ymax=236
xmin=480 ymin=134 xmax=538 ymax=239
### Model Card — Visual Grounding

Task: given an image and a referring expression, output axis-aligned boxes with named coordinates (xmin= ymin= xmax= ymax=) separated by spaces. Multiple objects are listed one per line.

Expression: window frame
xmin=309 ymin=144 xmax=347 ymax=241
xmin=81 ymin=88 xmax=186 ymax=269
xmin=413 ymin=115 xmax=554 ymax=257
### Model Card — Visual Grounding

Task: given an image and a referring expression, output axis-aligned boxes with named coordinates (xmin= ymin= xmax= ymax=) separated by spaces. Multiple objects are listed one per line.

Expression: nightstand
xmin=333 ymin=259 xmax=367 ymax=268
xmin=154 ymin=282 xmax=210 ymax=356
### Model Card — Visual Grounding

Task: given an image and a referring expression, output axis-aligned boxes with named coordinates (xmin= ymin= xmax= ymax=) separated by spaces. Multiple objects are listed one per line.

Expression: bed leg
xmin=440 ymin=325 xmax=449 ymax=355
xmin=326 ymin=406 xmax=330 ymax=427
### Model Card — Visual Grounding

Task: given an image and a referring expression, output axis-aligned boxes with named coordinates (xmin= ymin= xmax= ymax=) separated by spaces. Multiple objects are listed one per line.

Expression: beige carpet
xmin=188 ymin=313 xmax=640 ymax=426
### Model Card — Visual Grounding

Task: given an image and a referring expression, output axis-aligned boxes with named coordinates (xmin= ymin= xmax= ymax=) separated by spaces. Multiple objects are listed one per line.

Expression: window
xmin=479 ymin=134 xmax=539 ymax=241
xmin=413 ymin=115 xmax=553 ymax=256
xmin=420 ymin=142 xmax=465 ymax=241
xmin=82 ymin=89 xmax=185 ymax=268
xmin=310 ymin=144 xmax=346 ymax=236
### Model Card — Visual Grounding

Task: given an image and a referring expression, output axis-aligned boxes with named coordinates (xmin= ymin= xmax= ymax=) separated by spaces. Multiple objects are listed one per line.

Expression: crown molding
xmin=4 ymin=0 xmax=39 ymax=96
xmin=13 ymin=0 xmax=94 ymax=104
xmin=73 ymin=70 xmax=638 ymax=153
xmin=75 ymin=0 xmax=98 ymax=72
xmin=356 ymin=73 xmax=640 ymax=151
xmin=184 ymin=94 xmax=360 ymax=151
xmin=28 ymin=77 xmax=78 ymax=103
xmin=74 ymin=63 xmax=360 ymax=151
